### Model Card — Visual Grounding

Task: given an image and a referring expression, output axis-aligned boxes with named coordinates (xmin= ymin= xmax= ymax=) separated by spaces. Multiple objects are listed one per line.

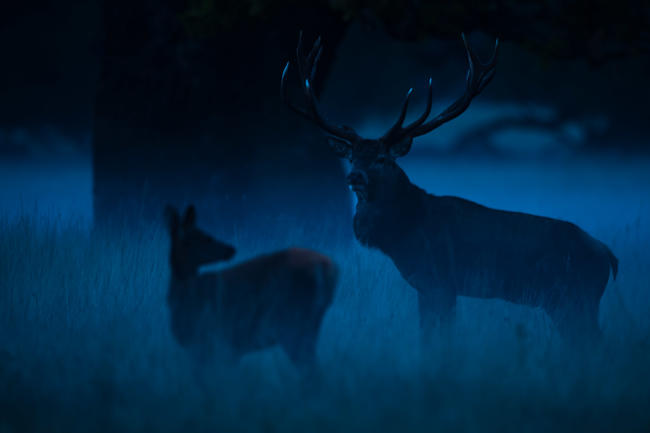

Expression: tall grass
xmin=0 ymin=213 xmax=649 ymax=433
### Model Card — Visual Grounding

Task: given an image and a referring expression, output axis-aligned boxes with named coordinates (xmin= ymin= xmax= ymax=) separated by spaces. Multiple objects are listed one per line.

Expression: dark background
xmin=1 ymin=0 xmax=649 ymax=239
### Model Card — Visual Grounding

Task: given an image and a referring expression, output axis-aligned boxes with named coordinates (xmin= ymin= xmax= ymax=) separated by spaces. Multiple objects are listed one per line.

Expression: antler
xmin=382 ymin=33 xmax=499 ymax=152
xmin=281 ymin=31 xmax=360 ymax=145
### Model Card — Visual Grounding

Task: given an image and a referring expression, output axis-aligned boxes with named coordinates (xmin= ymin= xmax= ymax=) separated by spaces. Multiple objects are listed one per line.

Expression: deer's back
xmin=188 ymin=248 xmax=337 ymax=353
xmin=217 ymin=247 xmax=336 ymax=292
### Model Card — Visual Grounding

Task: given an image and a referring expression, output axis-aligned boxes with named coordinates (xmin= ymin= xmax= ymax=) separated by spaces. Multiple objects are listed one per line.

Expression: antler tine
xmin=477 ymin=38 xmax=499 ymax=93
xmin=489 ymin=37 xmax=500 ymax=64
xmin=296 ymin=34 xmax=322 ymax=94
xmin=281 ymin=33 xmax=359 ymax=143
xmin=461 ymin=33 xmax=476 ymax=85
xmin=309 ymin=45 xmax=323 ymax=84
xmin=382 ymin=76 xmax=434 ymax=141
xmin=295 ymin=31 xmax=305 ymax=78
xmin=306 ymin=36 xmax=322 ymax=69
xmin=402 ymin=77 xmax=434 ymax=131
xmin=381 ymin=34 xmax=498 ymax=152
xmin=405 ymin=34 xmax=499 ymax=138
xmin=281 ymin=61 xmax=311 ymax=118
xmin=463 ymin=33 xmax=499 ymax=69
xmin=462 ymin=33 xmax=499 ymax=95
xmin=384 ymin=88 xmax=414 ymax=136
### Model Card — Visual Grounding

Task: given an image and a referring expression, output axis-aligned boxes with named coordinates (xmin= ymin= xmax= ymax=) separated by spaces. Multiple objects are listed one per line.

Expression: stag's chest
xmin=353 ymin=203 xmax=382 ymax=246
xmin=355 ymin=199 xmax=451 ymax=282
xmin=353 ymin=196 xmax=430 ymax=239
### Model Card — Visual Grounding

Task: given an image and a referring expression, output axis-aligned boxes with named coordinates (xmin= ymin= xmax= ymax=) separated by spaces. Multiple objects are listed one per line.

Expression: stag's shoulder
xmin=425 ymin=194 xmax=491 ymax=217
xmin=426 ymin=194 xmax=580 ymax=233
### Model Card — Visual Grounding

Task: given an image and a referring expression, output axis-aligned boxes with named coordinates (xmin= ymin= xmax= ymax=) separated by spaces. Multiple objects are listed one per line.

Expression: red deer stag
xmin=281 ymin=33 xmax=618 ymax=343
xmin=164 ymin=205 xmax=338 ymax=372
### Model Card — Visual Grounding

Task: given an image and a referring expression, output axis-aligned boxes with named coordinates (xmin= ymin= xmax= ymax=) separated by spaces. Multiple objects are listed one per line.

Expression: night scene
xmin=1 ymin=1 xmax=650 ymax=432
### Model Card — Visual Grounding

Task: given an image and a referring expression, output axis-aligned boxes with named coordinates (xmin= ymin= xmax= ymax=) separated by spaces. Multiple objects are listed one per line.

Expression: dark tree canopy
xmin=181 ymin=0 xmax=650 ymax=65
xmin=86 ymin=0 xmax=650 ymax=235
xmin=92 ymin=0 xmax=352 ymax=238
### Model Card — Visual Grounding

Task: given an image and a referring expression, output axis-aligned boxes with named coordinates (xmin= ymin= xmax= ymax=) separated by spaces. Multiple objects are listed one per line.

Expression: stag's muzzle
xmin=347 ymin=171 xmax=367 ymax=189
xmin=347 ymin=170 xmax=369 ymax=201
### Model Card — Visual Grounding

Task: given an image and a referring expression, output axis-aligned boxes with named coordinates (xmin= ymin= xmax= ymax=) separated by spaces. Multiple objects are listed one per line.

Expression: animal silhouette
xmin=165 ymin=205 xmax=338 ymax=371
xmin=282 ymin=33 xmax=617 ymax=343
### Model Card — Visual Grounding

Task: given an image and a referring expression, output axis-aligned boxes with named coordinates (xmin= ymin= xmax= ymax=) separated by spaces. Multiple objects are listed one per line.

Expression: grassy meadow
xmin=0 ymin=209 xmax=649 ymax=433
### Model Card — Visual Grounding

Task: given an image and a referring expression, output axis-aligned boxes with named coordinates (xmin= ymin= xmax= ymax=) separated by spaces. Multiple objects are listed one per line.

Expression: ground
xmin=0 ymin=156 xmax=649 ymax=432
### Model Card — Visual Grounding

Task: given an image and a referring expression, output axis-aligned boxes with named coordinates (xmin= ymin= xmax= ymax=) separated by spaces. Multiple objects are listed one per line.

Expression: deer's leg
xmin=418 ymin=288 xmax=456 ymax=346
xmin=188 ymin=343 xmax=215 ymax=400
xmin=282 ymin=321 xmax=324 ymax=392
xmin=284 ymin=329 xmax=317 ymax=368
xmin=189 ymin=340 xmax=240 ymax=391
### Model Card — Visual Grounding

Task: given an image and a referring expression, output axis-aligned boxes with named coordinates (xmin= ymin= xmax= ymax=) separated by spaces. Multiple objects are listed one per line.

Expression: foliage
xmin=179 ymin=0 xmax=324 ymax=36
xmin=178 ymin=0 xmax=650 ymax=63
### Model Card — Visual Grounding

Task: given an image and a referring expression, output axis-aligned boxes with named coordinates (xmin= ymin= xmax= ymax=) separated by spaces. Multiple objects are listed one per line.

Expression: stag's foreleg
xmin=542 ymin=277 xmax=605 ymax=347
xmin=417 ymin=287 xmax=457 ymax=346
xmin=545 ymin=294 xmax=603 ymax=346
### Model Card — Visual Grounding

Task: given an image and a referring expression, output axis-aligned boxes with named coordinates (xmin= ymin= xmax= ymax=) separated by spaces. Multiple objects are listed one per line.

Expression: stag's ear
xmin=182 ymin=205 xmax=197 ymax=228
xmin=327 ymin=137 xmax=352 ymax=159
xmin=388 ymin=136 xmax=413 ymax=158
xmin=164 ymin=205 xmax=180 ymax=234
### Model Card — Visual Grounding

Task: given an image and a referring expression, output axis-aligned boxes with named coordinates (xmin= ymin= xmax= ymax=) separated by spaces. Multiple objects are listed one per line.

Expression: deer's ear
xmin=164 ymin=205 xmax=180 ymax=234
xmin=327 ymin=137 xmax=352 ymax=159
xmin=388 ymin=136 xmax=413 ymax=158
xmin=182 ymin=205 xmax=197 ymax=228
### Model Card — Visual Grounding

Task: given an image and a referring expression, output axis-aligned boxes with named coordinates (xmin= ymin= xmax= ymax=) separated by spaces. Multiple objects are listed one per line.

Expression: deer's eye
xmin=376 ymin=156 xmax=387 ymax=164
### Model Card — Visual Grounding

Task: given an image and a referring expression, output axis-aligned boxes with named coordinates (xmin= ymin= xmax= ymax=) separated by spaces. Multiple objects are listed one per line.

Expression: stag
xmin=281 ymin=33 xmax=618 ymax=343
xmin=164 ymin=205 xmax=338 ymax=372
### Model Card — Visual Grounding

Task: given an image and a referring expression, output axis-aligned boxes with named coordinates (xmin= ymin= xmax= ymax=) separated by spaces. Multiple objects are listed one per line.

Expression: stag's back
xmin=418 ymin=195 xmax=617 ymax=301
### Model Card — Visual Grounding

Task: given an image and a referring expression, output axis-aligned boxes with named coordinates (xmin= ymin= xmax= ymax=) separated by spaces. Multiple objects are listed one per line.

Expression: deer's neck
xmin=168 ymin=271 xmax=192 ymax=301
xmin=168 ymin=270 xmax=227 ymax=308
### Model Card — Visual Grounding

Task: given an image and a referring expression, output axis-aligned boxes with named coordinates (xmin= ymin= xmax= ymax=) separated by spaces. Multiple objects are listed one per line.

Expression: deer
xmin=164 ymin=205 xmax=338 ymax=375
xmin=281 ymin=33 xmax=618 ymax=344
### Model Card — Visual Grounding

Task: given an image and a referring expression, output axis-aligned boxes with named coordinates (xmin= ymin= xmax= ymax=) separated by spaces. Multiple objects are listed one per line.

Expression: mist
xmin=2 ymin=3 xmax=650 ymax=432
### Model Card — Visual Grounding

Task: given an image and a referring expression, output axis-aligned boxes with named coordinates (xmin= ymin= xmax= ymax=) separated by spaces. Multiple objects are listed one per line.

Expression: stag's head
xmin=164 ymin=205 xmax=236 ymax=279
xmin=282 ymin=32 xmax=498 ymax=203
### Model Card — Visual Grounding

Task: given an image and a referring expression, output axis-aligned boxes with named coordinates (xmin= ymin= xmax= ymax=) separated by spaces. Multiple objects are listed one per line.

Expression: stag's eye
xmin=376 ymin=156 xmax=387 ymax=164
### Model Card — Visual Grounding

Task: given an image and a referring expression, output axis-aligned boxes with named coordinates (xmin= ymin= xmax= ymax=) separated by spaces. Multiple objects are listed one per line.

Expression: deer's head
xmin=164 ymin=205 xmax=236 ymax=279
xmin=282 ymin=32 xmax=498 ymax=203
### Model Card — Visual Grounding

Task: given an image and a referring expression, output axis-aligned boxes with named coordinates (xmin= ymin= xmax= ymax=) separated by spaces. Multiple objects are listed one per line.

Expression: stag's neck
xmin=353 ymin=178 xmax=429 ymax=250
xmin=354 ymin=183 xmax=450 ymax=292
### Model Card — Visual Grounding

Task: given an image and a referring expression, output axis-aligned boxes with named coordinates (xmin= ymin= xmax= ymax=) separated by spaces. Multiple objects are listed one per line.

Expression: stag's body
xmin=352 ymin=165 xmax=617 ymax=339
xmin=282 ymin=32 xmax=618 ymax=342
xmin=165 ymin=205 xmax=337 ymax=369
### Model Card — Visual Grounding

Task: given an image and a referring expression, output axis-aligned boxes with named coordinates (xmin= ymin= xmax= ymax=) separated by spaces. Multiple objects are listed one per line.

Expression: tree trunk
xmin=92 ymin=1 xmax=351 ymax=242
